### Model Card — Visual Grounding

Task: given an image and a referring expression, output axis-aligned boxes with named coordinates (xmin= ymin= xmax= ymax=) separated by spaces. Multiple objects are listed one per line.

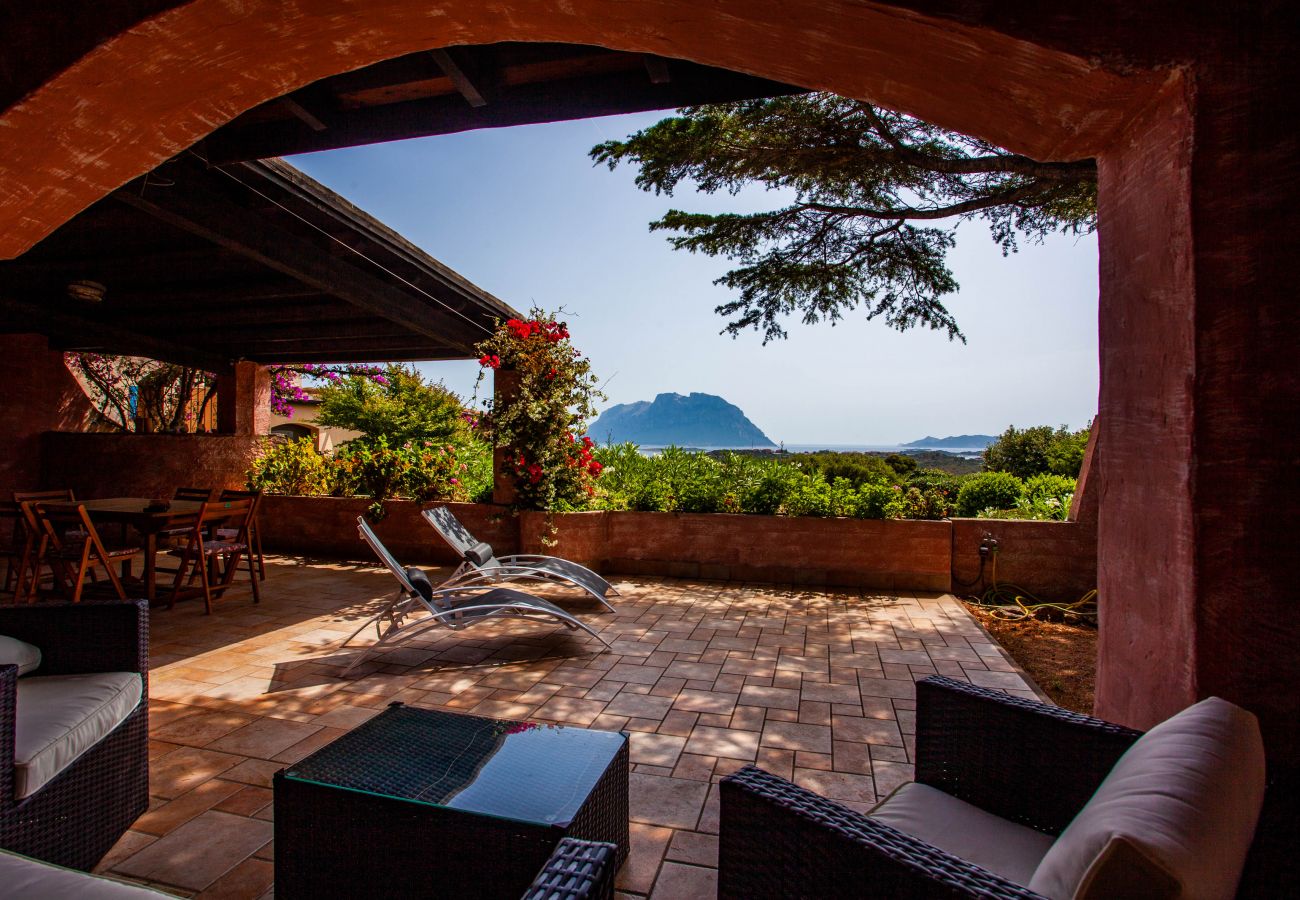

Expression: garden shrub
xmin=983 ymin=423 xmax=1091 ymax=479
xmin=956 ymin=471 xmax=1024 ymax=516
xmin=247 ymin=438 xmax=332 ymax=496
xmin=1011 ymin=472 xmax=1077 ymax=520
xmin=850 ymin=483 xmax=897 ymax=519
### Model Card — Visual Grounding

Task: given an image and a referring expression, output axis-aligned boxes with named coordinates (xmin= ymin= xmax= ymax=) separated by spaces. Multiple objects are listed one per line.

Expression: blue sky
xmin=289 ymin=111 xmax=1098 ymax=446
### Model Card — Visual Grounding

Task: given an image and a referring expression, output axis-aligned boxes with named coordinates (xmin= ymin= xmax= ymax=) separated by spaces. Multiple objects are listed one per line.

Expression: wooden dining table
xmin=46 ymin=497 xmax=204 ymax=602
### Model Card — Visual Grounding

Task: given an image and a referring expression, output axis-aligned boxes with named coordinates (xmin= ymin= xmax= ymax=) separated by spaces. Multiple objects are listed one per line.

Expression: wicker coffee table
xmin=274 ymin=702 xmax=629 ymax=899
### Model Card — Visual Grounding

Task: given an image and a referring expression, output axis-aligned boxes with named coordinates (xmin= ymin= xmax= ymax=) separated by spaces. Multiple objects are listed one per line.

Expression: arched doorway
xmin=1 ymin=2 xmax=1295 ymax=766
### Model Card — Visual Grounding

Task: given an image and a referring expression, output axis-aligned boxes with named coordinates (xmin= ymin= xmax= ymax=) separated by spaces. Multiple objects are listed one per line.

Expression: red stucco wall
xmin=258 ymin=497 xmax=519 ymax=564
xmin=262 ymin=500 xmax=1099 ymax=598
xmin=41 ymin=432 xmax=266 ymax=500
xmin=0 ymin=334 xmax=94 ymax=501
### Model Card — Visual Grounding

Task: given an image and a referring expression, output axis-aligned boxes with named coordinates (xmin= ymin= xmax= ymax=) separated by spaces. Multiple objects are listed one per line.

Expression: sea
xmin=639 ymin=443 xmax=987 ymax=459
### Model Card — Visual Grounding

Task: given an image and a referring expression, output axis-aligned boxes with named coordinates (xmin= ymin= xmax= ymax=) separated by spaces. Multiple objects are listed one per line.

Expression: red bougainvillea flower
xmin=478 ymin=354 xmax=501 ymax=369
xmin=588 ymin=461 xmax=604 ymax=477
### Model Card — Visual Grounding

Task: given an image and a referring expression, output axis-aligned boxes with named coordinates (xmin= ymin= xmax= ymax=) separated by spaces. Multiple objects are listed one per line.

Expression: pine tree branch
xmin=856 ymin=103 xmax=1095 ymax=180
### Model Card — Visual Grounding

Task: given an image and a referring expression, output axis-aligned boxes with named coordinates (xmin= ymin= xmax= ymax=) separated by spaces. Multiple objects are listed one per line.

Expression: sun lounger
xmin=342 ymin=517 xmax=611 ymax=672
xmin=422 ymin=505 xmax=618 ymax=611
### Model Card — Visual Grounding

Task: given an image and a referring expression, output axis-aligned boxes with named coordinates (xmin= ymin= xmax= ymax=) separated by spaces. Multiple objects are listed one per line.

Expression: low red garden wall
xmin=950 ymin=518 xmax=1098 ymax=603
xmin=256 ymin=499 xmax=1098 ymax=597
xmin=41 ymin=432 xmax=266 ymax=500
xmin=259 ymin=496 xmax=519 ymax=564
xmin=519 ymin=511 xmax=953 ymax=591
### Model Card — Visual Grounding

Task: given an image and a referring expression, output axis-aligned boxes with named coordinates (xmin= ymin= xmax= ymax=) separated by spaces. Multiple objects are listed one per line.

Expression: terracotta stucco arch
xmin=2 ymin=1 xmax=1297 ymax=766
xmin=0 ymin=0 xmax=1169 ymax=259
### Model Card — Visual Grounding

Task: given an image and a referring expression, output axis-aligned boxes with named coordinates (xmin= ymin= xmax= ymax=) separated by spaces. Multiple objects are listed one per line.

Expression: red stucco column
xmin=1094 ymin=61 xmax=1300 ymax=764
xmin=216 ymin=361 xmax=271 ymax=436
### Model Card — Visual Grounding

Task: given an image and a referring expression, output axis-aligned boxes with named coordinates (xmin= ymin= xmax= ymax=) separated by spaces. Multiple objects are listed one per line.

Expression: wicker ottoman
xmin=275 ymin=703 xmax=629 ymax=899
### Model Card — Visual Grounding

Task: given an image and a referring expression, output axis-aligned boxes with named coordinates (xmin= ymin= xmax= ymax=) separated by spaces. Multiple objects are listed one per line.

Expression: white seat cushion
xmin=0 ymin=848 xmax=175 ymax=897
xmin=1029 ymin=696 xmax=1266 ymax=900
xmin=13 ymin=672 xmax=143 ymax=799
xmin=869 ymin=781 xmax=1056 ymax=886
xmin=0 ymin=635 xmax=41 ymax=676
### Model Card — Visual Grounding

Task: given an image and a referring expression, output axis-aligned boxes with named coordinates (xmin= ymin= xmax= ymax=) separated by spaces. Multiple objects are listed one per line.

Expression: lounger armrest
xmin=0 ymin=598 xmax=149 ymax=679
xmin=915 ymin=676 xmax=1141 ymax=835
xmin=719 ymin=766 xmax=1045 ymax=899
xmin=520 ymin=838 xmax=617 ymax=900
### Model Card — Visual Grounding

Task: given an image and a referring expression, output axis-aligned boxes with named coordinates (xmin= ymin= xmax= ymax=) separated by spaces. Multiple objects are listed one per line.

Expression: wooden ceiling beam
xmin=0 ymin=294 xmax=229 ymax=371
xmin=244 ymin=346 xmax=461 ymax=364
xmin=113 ymin=178 xmax=487 ymax=352
xmin=642 ymin=55 xmax=672 ymax=85
xmin=430 ymin=48 xmax=490 ymax=108
xmin=278 ymin=96 xmax=328 ymax=131
xmin=204 ymin=65 xmax=804 ymax=163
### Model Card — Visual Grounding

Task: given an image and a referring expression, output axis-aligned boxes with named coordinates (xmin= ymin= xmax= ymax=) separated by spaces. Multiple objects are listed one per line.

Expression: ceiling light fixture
xmin=67 ymin=280 xmax=106 ymax=303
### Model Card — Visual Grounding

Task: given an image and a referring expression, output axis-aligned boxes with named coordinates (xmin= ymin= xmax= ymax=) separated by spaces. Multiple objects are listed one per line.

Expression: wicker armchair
xmin=0 ymin=599 xmax=149 ymax=871
xmin=519 ymin=838 xmax=617 ymax=900
xmin=720 ymin=676 xmax=1293 ymax=899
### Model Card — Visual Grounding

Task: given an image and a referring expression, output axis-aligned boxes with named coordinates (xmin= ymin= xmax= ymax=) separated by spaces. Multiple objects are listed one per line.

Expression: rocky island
xmin=590 ymin=392 xmax=775 ymax=448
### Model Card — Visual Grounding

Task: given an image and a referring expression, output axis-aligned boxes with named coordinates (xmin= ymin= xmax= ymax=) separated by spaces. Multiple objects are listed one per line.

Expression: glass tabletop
xmin=284 ymin=704 xmax=626 ymax=828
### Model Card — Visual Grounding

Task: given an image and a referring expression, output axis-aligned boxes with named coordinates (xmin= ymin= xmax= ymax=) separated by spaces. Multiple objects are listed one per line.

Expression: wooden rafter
xmin=113 ymin=180 xmax=486 ymax=352
xmin=430 ymin=48 xmax=489 ymax=107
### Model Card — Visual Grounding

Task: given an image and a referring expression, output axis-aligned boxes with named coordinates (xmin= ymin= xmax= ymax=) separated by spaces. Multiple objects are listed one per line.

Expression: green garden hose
xmin=973 ymin=551 xmax=1098 ymax=624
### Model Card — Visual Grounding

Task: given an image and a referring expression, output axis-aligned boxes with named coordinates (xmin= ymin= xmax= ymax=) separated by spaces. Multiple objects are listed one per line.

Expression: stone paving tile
xmin=100 ymin=556 xmax=1039 ymax=899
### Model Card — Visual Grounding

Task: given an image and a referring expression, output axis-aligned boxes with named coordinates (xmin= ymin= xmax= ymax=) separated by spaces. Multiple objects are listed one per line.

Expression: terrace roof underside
xmin=0 ymin=154 xmax=518 ymax=368
xmin=201 ymin=41 xmax=805 ymax=163
xmin=0 ymin=42 xmax=800 ymax=371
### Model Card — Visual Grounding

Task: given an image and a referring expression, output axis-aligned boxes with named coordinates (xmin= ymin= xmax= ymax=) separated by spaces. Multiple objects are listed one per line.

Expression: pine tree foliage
xmin=592 ymin=94 xmax=1097 ymax=342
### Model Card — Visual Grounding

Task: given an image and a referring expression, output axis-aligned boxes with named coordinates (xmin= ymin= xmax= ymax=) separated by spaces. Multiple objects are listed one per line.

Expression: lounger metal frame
xmin=421 ymin=506 xmax=619 ymax=611
xmin=343 ymin=517 xmax=611 ymax=673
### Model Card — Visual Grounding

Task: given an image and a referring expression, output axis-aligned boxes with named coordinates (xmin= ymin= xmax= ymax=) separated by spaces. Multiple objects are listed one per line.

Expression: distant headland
xmin=590 ymin=393 xmax=775 ymax=448
xmin=900 ymin=434 xmax=997 ymax=449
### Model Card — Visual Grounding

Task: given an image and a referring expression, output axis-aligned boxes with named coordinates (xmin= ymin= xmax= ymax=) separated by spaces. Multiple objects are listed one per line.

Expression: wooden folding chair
xmin=161 ymin=501 xmax=214 ymax=611
xmin=10 ymin=490 xmax=75 ymax=602
xmin=32 ymin=502 xmax=143 ymax=602
xmin=218 ymin=489 xmax=265 ymax=580
xmin=0 ymin=502 xmax=22 ymax=599
xmin=157 ymin=486 xmax=216 ymax=545
xmin=166 ymin=498 xmax=260 ymax=613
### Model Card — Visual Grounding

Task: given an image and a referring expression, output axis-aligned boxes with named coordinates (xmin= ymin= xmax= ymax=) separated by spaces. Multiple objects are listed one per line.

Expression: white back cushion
xmin=1029 ymin=697 xmax=1265 ymax=900
xmin=0 ymin=635 xmax=40 ymax=676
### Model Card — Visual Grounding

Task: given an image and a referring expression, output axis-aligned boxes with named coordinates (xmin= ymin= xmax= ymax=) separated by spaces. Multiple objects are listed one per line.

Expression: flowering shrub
xmin=248 ymin=436 xmax=490 ymax=521
xmin=65 ymin=352 xmax=389 ymax=432
xmin=268 ymin=363 xmax=388 ymax=419
xmin=246 ymin=438 xmax=334 ymax=496
xmin=475 ymin=311 xmax=604 ymax=510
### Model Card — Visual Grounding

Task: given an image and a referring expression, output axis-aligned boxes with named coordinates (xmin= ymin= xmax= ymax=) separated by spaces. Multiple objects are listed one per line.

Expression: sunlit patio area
xmin=94 ymin=557 xmax=1037 ymax=898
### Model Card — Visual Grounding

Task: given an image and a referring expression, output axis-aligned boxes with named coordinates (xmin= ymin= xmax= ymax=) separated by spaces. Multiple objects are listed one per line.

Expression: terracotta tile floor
xmin=99 ymin=555 xmax=1040 ymax=898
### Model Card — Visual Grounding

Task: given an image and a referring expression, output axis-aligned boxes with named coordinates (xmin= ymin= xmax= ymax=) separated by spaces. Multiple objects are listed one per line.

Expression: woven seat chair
xmin=719 ymin=676 xmax=1293 ymax=899
xmin=216 ymin=489 xmax=265 ymax=580
xmin=164 ymin=498 xmax=259 ymax=613
xmin=8 ymin=491 xmax=74 ymax=601
xmin=0 ymin=599 xmax=149 ymax=871
xmin=30 ymin=503 xmax=141 ymax=603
